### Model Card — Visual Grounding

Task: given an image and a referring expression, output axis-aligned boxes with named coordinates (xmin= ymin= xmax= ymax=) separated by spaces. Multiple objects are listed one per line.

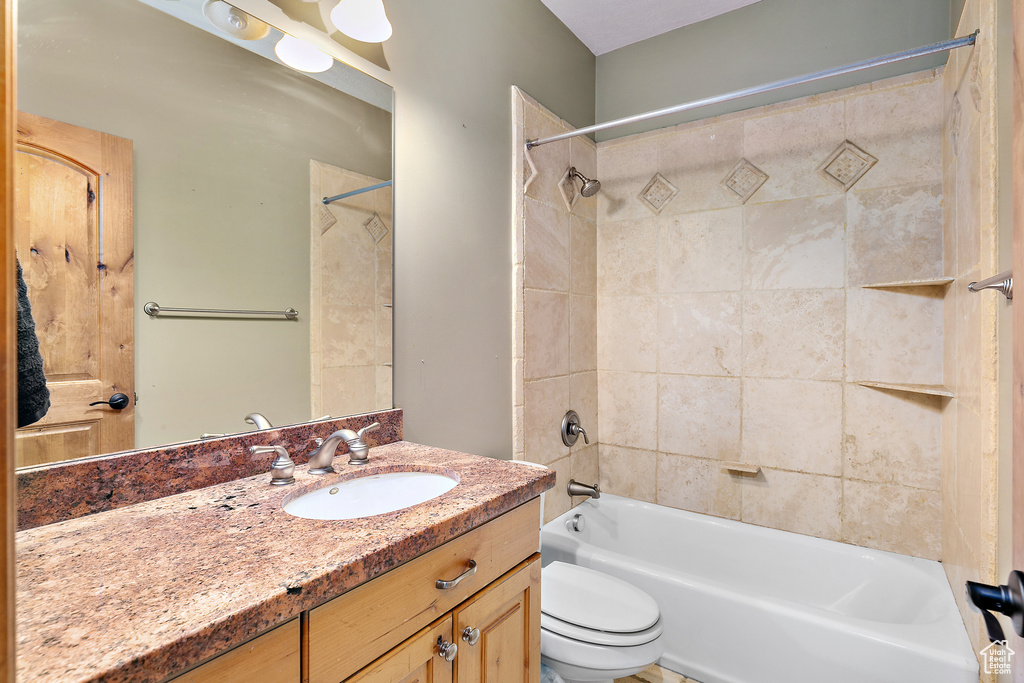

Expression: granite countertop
xmin=16 ymin=442 xmax=554 ymax=683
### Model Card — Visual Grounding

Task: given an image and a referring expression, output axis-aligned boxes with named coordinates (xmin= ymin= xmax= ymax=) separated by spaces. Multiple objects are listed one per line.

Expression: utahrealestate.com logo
xmin=980 ymin=640 xmax=1015 ymax=675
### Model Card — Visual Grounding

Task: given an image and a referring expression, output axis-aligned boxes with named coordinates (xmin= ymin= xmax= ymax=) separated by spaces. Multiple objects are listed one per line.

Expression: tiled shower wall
xmin=512 ymin=88 xmax=600 ymax=523
xmin=311 ymin=161 xmax=393 ymax=418
xmin=594 ymin=71 xmax=946 ymax=559
xmin=940 ymin=0 xmax=1003 ymax=657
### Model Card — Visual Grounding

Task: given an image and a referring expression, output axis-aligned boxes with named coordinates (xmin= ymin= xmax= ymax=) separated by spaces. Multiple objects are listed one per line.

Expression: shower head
xmin=569 ymin=167 xmax=601 ymax=198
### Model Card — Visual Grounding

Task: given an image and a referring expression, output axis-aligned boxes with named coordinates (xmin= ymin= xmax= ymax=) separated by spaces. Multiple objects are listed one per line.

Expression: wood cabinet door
xmin=170 ymin=619 xmax=300 ymax=683
xmin=346 ymin=616 xmax=453 ymax=683
xmin=14 ymin=111 xmax=134 ymax=466
xmin=453 ymin=555 xmax=540 ymax=683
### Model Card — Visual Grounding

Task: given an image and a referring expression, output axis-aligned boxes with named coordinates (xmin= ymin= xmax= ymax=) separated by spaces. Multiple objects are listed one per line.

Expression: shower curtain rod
xmin=322 ymin=180 xmax=393 ymax=205
xmin=526 ymin=31 xmax=978 ymax=149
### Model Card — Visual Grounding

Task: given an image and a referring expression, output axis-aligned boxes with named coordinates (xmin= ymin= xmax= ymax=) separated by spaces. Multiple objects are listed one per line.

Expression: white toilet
xmin=540 ymin=561 xmax=665 ymax=682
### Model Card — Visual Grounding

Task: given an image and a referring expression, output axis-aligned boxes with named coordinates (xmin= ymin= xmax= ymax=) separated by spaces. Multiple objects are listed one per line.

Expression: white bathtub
xmin=542 ymin=494 xmax=977 ymax=683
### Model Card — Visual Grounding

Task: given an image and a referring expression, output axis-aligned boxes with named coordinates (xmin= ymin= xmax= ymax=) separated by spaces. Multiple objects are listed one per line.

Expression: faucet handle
xmin=357 ymin=422 xmax=380 ymax=440
xmin=250 ymin=445 xmax=295 ymax=485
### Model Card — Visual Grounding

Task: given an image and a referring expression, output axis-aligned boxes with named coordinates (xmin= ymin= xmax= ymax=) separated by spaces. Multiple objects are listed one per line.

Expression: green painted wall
xmin=595 ymin=0 xmax=955 ymax=140
xmin=386 ymin=1 xmax=595 ymax=458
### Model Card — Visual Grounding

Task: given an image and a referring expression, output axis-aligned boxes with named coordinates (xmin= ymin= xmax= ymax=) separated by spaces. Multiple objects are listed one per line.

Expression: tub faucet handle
xmin=966 ymin=570 xmax=1024 ymax=642
xmin=561 ymin=410 xmax=589 ymax=447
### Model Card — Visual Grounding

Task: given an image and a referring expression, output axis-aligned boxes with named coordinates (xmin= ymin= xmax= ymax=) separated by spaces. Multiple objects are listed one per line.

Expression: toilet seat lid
xmin=541 ymin=562 xmax=660 ymax=633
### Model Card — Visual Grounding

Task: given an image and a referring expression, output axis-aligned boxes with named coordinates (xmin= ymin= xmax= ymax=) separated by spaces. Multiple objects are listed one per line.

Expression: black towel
xmin=17 ymin=258 xmax=50 ymax=427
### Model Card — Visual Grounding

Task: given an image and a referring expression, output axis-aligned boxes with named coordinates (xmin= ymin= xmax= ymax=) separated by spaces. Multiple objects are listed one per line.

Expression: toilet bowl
xmin=539 ymin=561 xmax=665 ymax=683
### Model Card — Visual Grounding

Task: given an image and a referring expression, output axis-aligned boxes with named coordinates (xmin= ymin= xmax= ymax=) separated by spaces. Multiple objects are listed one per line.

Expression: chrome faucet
xmin=245 ymin=413 xmax=273 ymax=430
xmin=250 ymin=445 xmax=295 ymax=485
xmin=307 ymin=422 xmax=381 ymax=473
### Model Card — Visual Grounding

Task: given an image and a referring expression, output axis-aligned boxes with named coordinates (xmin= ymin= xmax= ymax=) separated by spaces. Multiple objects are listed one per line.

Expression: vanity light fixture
xmin=330 ymin=0 xmax=393 ymax=43
xmin=202 ymin=0 xmax=270 ymax=41
xmin=274 ymin=34 xmax=334 ymax=73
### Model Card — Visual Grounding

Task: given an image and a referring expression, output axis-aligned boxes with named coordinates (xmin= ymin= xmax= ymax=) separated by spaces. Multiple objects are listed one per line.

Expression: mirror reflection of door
xmin=14 ymin=112 xmax=134 ymax=467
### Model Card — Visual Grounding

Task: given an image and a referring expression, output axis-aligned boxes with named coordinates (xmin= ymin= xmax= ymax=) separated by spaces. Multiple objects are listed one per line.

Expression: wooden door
xmin=346 ymin=616 xmax=454 ymax=683
xmin=13 ymin=111 xmax=133 ymax=466
xmin=453 ymin=556 xmax=540 ymax=683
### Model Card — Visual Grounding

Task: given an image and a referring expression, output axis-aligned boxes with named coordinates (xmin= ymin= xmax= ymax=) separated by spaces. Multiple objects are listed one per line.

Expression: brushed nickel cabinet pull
xmin=436 ymin=560 xmax=477 ymax=589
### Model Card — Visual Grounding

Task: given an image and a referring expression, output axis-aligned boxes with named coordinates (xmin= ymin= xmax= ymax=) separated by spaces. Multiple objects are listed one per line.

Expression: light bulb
xmin=274 ymin=35 xmax=333 ymax=73
xmin=330 ymin=0 xmax=393 ymax=43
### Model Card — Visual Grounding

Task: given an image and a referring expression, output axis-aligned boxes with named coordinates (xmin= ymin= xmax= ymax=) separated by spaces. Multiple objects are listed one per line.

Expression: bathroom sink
xmin=283 ymin=470 xmax=458 ymax=520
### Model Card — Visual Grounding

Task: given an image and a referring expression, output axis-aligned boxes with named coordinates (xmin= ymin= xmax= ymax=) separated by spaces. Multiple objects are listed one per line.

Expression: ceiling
xmin=540 ymin=0 xmax=762 ymax=56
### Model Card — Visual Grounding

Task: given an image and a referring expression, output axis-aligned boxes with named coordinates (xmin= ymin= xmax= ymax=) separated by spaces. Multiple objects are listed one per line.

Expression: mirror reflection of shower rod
xmin=322 ymin=180 xmax=393 ymax=205
xmin=526 ymin=31 xmax=979 ymax=149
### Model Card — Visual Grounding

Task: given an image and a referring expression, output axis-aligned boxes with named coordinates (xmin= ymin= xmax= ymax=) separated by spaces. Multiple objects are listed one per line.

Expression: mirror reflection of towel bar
xmin=144 ymin=302 xmax=299 ymax=319
xmin=967 ymin=270 xmax=1013 ymax=300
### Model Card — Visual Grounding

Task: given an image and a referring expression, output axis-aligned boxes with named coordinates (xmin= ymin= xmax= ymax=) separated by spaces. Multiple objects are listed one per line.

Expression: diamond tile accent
xmin=364 ymin=213 xmax=388 ymax=243
xmin=721 ymin=159 xmax=767 ymax=203
xmin=523 ymin=147 xmax=539 ymax=194
xmin=318 ymin=203 xmax=337 ymax=234
xmin=638 ymin=173 xmax=678 ymax=214
xmin=558 ymin=167 xmax=579 ymax=212
xmin=817 ymin=140 xmax=877 ymax=191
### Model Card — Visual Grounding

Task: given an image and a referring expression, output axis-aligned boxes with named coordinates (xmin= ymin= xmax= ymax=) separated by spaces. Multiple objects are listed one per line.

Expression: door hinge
xmin=87 ymin=182 xmax=96 ymax=205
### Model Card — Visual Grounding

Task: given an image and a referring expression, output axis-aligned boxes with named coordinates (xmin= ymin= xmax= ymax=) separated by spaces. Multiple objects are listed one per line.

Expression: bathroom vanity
xmin=15 ymin=440 xmax=552 ymax=683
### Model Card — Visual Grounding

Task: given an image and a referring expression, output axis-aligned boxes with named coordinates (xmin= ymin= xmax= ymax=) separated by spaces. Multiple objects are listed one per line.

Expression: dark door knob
xmin=89 ymin=393 xmax=130 ymax=410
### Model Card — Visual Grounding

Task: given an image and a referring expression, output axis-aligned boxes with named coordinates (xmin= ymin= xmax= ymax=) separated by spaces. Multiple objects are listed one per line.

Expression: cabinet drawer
xmin=308 ymin=498 xmax=540 ymax=683
xmin=169 ymin=618 xmax=299 ymax=683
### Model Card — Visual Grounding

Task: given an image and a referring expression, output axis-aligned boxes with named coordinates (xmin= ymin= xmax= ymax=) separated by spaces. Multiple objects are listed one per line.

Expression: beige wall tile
xmin=571 ymin=444 xmax=600 ymax=498
xmin=524 ymin=289 xmax=569 ymax=380
xmin=600 ymin=444 xmax=656 ymax=503
xmin=598 ymin=296 xmax=658 ymax=372
xmin=741 ymin=378 xmax=842 ymax=476
xmin=843 ymin=480 xmax=941 ymax=559
xmin=376 ymin=305 xmax=392 ymax=365
xmin=375 ymin=365 xmax=392 ymax=410
xmin=741 ymin=468 xmax=842 ymax=539
xmin=658 ymin=293 xmax=741 ymax=376
xmin=525 ymin=197 xmax=570 ymax=291
xmin=322 ymin=365 xmax=376 ymax=417
xmin=544 ymin=455 xmax=573 ymax=523
xmin=846 ymin=288 xmax=943 ymax=385
xmin=524 ymin=377 xmax=570 ymax=466
xmin=955 ymin=267 xmax=982 ymax=411
xmin=743 ymin=196 xmax=846 ymax=290
xmin=845 ymin=77 xmax=943 ymax=190
xmin=597 ymin=134 xmax=666 ymax=223
xmin=658 ymin=208 xmax=743 ymax=293
xmin=570 ymin=371 xmax=599 ymax=448
xmin=571 ymin=136 xmax=598 ymax=222
xmin=658 ymin=375 xmax=741 ymax=459
xmin=743 ymin=290 xmax=845 ymax=380
xmin=525 ymin=103 xmax=570 ymax=209
xmin=743 ymin=100 xmax=846 ymax=203
xmin=844 ymin=385 xmax=942 ymax=490
xmin=954 ymin=117 xmax=982 ymax=273
xmin=598 ymin=218 xmax=658 ymax=296
xmin=571 ymin=215 xmax=597 ymax=296
xmin=598 ymin=371 xmax=658 ymax=450
xmin=376 ymin=233 xmax=393 ymax=305
xmin=847 ymin=184 xmax=944 ymax=285
xmin=322 ymin=305 xmax=375 ymax=367
xmin=570 ymin=294 xmax=597 ymax=373
xmin=657 ymin=119 xmax=744 ymax=214
xmin=513 ymin=404 xmax=524 ymax=456
xmin=656 ymin=453 xmax=740 ymax=519
xmin=323 ymin=221 xmax=376 ymax=307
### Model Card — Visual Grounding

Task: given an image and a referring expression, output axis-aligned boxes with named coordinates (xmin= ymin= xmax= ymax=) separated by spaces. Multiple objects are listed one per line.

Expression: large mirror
xmin=14 ymin=0 xmax=393 ymax=467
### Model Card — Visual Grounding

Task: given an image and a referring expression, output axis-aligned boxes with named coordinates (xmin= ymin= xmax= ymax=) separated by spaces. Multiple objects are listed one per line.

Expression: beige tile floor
xmin=615 ymin=664 xmax=700 ymax=683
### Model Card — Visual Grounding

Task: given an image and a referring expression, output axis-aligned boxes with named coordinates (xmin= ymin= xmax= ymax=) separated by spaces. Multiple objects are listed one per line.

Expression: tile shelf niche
xmin=855 ymin=278 xmax=954 ymax=400
xmin=856 ymin=381 xmax=954 ymax=398
xmin=859 ymin=278 xmax=955 ymax=289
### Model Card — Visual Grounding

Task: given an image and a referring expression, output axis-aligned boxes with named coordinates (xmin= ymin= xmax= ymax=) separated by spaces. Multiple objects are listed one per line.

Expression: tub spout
xmin=567 ymin=479 xmax=600 ymax=499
